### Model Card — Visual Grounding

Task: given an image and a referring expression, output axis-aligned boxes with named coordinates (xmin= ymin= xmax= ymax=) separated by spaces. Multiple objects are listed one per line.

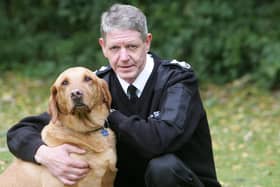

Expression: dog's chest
xmin=41 ymin=123 xmax=115 ymax=152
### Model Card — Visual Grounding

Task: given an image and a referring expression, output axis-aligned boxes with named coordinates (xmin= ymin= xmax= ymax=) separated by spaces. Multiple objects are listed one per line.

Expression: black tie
xmin=127 ymin=84 xmax=138 ymax=103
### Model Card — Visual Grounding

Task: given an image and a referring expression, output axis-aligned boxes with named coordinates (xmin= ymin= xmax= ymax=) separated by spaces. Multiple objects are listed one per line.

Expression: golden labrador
xmin=0 ymin=67 xmax=117 ymax=187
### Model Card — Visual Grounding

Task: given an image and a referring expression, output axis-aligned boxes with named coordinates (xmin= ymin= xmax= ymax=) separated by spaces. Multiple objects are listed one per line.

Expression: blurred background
xmin=0 ymin=0 xmax=279 ymax=187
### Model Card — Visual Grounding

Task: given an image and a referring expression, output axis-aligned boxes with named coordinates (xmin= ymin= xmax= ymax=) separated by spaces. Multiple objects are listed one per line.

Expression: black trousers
xmin=145 ymin=154 xmax=205 ymax=187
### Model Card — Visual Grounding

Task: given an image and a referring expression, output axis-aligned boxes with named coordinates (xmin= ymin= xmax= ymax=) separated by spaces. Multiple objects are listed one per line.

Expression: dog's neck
xmin=42 ymin=120 xmax=113 ymax=153
xmin=44 ymin=103 xmax=112 ymax=152
xmin=56 ymin=104 xmax=108 ymax=133
xmin=44 ymin=107 xmax=112 ymax=152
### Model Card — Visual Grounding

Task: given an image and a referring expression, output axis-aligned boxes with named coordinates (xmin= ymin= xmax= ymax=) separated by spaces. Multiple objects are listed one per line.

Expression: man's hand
xmin=35 ymin=144 xmax=90 ymax=185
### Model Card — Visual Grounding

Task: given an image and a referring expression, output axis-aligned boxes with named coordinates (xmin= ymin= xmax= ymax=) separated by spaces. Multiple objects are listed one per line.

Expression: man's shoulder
xmin=94 ymin=65 xmax=112 ymax=78
xmin=153 ymin=57 xmax=197 ymax=88
xmin=150 ymin=52 xmax=193 ymax=72
xmin=160 ymin=59 xmax=192 ymax=72
xmin=156 ymin=58 xmax=194 ymax=80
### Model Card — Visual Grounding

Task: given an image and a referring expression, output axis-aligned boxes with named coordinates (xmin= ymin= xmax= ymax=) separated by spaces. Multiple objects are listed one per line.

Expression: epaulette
xmin=168 ymin=59 xmax=192 ymax=70
xmin=94 ymin=65 xmax=112 ymax=76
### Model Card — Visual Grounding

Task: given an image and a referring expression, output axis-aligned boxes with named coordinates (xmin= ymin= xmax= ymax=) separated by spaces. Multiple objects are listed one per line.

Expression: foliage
xmin=0 ymin=0 xmax=280 ymax=88
xmin=147 ymin=0 xmax=280 ymax=89
xmin=1 ymin=73 xmax=280 ymax=186
xmin=0 ymin=0 xmax=112 ymax=77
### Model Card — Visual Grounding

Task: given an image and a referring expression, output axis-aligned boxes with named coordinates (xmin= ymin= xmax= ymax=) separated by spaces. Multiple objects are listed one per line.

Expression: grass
xmin=202 ymin=80 xmax=280 ymax=187
xmin=0 ymin=72 xmax=51 ymax=171
xmin=0 ymin=71 xmax=279 ymax=187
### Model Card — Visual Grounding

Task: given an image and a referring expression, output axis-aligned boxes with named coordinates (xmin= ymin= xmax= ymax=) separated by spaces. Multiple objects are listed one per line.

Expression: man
xmin=7 ymin=3 xmax=221 ymax=187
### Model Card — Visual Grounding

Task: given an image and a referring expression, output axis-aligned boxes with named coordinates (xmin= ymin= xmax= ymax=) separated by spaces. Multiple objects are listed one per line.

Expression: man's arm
xmin=35 ymin=144 xmax=89 ymax=185
xmin=108 ymin=68 xmax=204 ymax=158
xmin=7 ymin=112 xmax=90 ymax=185
xmin=7 ymin=112 xmax=50 ymax=162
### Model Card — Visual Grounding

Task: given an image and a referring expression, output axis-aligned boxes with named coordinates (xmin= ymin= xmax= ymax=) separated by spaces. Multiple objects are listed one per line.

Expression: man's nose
xmin=119 ymin=48 xmax=129 ymax=61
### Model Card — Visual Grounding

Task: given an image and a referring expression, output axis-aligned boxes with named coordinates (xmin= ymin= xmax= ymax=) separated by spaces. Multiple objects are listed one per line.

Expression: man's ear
xmin=145 ymin=33 xmax=152 ymax=52
xmin=99 ymin=38 xmax=108 ymax=58
xmin=48 ymin=86 xmax=58 ymax=123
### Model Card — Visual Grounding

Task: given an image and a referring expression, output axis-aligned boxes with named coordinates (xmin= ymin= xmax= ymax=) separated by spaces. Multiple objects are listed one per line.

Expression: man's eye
xmin=109 ymin=46 xmax=120 ymax=51
xmin=127 ymin=45 xmax=137 ymax=50
xmin=61 ymin=80 xmax=69 ymax=86
xmin=84 ymin=76 xmax=92 ymax=82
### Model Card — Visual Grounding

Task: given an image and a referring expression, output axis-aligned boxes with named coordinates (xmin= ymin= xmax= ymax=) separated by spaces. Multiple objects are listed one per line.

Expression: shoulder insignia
xmin=170 ymin=59 xmax=191 ymax=69
xmin=94 ymin=65 xmax=111 ymax=75
xmin=99 ymin=66 xmax=109 ymax=71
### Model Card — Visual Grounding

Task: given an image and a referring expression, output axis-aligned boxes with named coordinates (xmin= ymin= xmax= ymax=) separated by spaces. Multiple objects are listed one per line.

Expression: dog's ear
xmin=100 ymin=79 xmax=112 ymax=109
xmin=48 ymin=85 xmax=58 ymax=123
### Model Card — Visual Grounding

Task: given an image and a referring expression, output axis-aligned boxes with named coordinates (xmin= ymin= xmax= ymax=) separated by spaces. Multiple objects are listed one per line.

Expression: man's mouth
xmin=119 ymin=64 xmax=135 ymax=70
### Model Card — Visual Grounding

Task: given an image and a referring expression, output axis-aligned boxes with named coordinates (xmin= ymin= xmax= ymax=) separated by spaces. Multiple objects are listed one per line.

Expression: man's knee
xmin=145 ymin=154 xmax=204 ymax=187
xmin=145 ymin=154 xmax=175 ymax=181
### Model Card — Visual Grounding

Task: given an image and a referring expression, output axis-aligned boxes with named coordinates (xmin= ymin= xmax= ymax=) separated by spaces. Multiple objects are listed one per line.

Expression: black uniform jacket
xmin=7 ymin=53 xmax=221 ymax=187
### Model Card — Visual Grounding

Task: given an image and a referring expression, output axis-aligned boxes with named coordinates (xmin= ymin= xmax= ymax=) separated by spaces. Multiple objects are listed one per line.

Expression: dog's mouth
xmin=70 ymin=89 xmax=91 ymax=115
xmin=71 ymin=103 xmax=90 ymax=115
xmin=71 ymin=97 xmax=90 ymax=115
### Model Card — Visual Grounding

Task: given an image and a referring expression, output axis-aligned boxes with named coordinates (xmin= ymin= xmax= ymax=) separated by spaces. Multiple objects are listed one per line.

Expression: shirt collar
xmin=117 ymin=54 xmax=154 ymax=97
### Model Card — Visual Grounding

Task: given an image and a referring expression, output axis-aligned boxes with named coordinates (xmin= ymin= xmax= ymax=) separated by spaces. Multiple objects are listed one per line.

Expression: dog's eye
xmin=84 ymin=76 xmax=92 ymax=82
xmin=61 ymin=80 xmax=69 ymax=86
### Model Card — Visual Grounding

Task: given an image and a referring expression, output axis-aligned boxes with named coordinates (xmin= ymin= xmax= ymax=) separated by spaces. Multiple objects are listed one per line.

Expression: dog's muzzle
xmin=71 ymin=89 xmax=83 ymax=104
xmin=71 ymin=89 xmax=90 ymax=114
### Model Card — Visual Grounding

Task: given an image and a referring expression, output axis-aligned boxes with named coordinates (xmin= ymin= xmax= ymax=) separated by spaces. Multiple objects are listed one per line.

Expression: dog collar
xmin=100 ymin=119 xmax=111 ymax=136
xmin=101 ymin=128 xmax=109 ymax=136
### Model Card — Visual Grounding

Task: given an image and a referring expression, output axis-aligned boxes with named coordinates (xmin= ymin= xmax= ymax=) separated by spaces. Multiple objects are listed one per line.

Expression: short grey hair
xmin=100 ymin=4 xmax=148 ymax=40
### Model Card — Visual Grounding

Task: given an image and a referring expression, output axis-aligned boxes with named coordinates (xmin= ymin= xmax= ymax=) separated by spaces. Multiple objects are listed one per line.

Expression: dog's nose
xmin=71 ymin=89 xmax=83 ymax=100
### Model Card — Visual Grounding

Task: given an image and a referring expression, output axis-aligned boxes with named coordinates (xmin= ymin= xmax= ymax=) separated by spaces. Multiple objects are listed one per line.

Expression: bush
xmin=0 ymin=0 xmax=280 ymax=89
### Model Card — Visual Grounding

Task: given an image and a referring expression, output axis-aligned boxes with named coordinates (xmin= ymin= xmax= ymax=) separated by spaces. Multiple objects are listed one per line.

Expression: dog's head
xmin=48 ymin=67 xmax=111 ymax=125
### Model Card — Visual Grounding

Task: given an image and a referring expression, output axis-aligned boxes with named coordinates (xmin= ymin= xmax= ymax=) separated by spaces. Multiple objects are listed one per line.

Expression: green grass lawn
xmin=0 ymin=72 xmax=279 ymax=187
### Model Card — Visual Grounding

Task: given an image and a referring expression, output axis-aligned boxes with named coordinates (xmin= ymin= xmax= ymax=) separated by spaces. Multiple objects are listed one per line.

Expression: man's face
xmin=99 ymin=29 xmax=152 ymax=84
